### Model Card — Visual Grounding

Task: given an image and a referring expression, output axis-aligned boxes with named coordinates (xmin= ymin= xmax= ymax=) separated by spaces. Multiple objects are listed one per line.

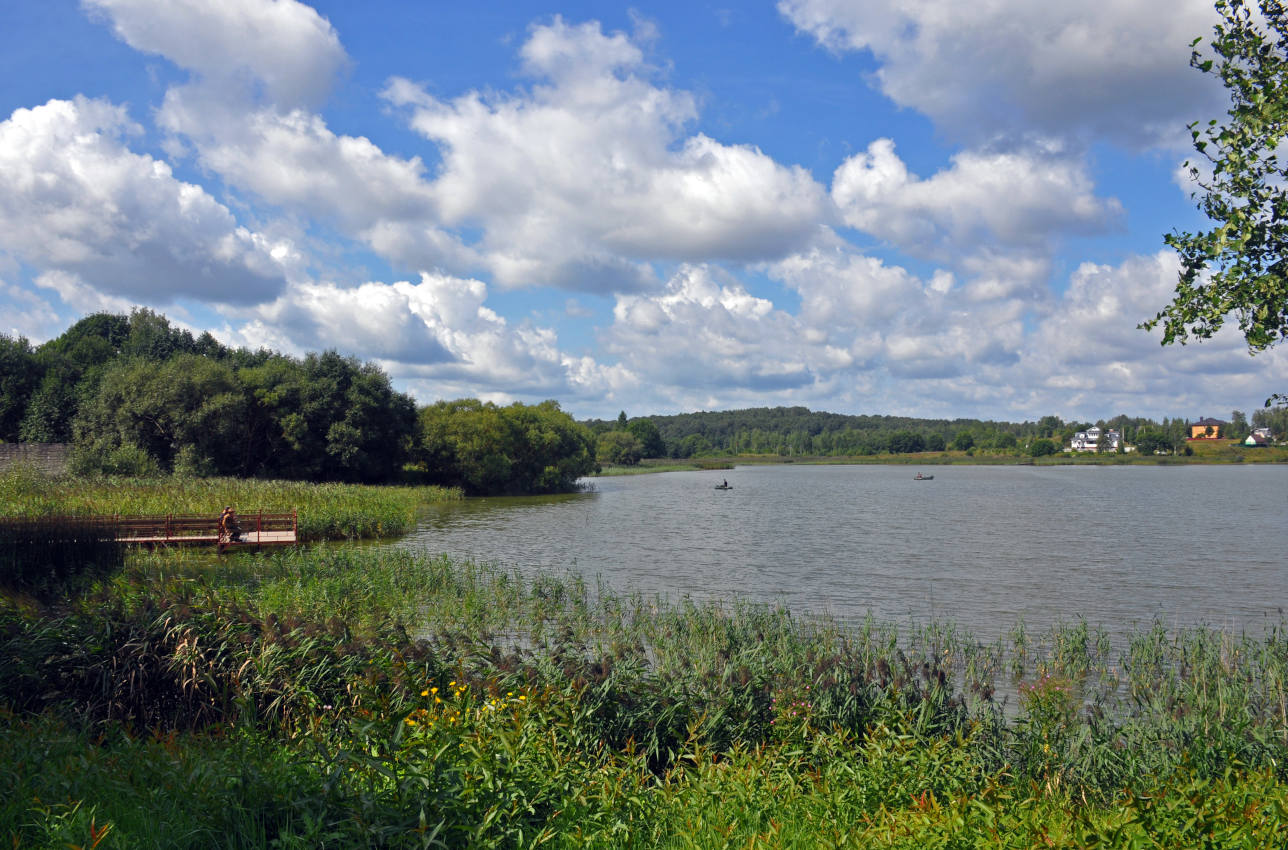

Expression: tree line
xmin=0 ymin=310 xmax=595 ymax=494
xmin=586 ymin=406 xmax=1288 ymax=460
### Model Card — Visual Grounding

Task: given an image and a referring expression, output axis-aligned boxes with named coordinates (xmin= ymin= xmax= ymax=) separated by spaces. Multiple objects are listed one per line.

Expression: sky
xmin=0 ymin=0 xmax=1282 ymax=423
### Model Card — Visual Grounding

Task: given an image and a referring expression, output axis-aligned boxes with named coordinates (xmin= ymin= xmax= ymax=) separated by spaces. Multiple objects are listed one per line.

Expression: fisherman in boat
xmin=722 ymin=479 xmax=728 ymax=488
xmin=219 ymin=505 xmax=242 ymax=543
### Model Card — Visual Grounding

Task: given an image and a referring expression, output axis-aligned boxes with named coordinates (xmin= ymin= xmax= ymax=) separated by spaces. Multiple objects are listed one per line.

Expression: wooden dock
xmin=110 ymin=510 xmax=298 ymax=551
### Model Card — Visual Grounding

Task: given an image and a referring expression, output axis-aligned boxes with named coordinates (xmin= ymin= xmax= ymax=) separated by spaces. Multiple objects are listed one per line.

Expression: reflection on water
xmin=399 ymin=464 xmax=1288 ymax=640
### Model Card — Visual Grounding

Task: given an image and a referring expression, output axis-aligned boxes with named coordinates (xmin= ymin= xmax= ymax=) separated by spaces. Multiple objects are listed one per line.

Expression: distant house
xmin=1244 ymin=427 xmax=1273 ymax=447
xmin=1070 ymin=426 xmax=1121 ymax=453
xmin=1188 ymin=417 xmax=1227 ymax=440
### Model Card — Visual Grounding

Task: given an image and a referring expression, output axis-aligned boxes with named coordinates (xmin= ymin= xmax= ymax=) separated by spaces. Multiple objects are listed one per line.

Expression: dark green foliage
xmin=1151 ymin=0 xmax=1288 ymax=358
xmin=418 ymin=399 xmax=596 ymax=494
xmin=244 ymin=350 xmax=417 ymax=482
xmin=1133 ymin=428 xmax=1172 ymax=455
xmin=0 ymin=334 xmax=39 ymax=442
xmin=597 ymin=429 xmax=643 ymax=466
xmin=1028 ymin=438 xmax=1059 ymax=457
xmin=624 ymin=417 xmax=666 ymax=457
xmin=417 ymin=399 xmax=597 ymax=494
xmin=4 ymin=309 xmax=419 ymax=483
xmin=73 ymin=355 xmax=248 ymax=474
xmin=588 ymin=406 xmax=1072 ymax=458
xmin=887 ymin=430 xmax=925 ymax=454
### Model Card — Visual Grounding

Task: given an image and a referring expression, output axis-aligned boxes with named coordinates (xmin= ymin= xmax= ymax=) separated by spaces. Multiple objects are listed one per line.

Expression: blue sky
xmin=1 ymin=0 xmax=1280 ymax=422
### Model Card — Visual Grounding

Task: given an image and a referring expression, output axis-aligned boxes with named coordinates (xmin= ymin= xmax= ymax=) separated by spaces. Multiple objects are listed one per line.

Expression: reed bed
xmin=3 ymin=546 xmax=1287 ymax=847
xmin=0 ymin=466 xmax=460 ymax=540
xmin=0 ymin=515 xmax=124 ymax=596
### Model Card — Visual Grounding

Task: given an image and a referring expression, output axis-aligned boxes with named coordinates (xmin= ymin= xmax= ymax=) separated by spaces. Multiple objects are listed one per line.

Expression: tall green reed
xmin=0 ymin=468 xmax=461 ymax=540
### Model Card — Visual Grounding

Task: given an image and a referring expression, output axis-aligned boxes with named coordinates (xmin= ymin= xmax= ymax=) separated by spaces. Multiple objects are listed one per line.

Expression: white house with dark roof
xmin=1245 ymin=427 xmax=1274 ymax=447
xmin=1069 ymin=426 xmax=1121 ymax=453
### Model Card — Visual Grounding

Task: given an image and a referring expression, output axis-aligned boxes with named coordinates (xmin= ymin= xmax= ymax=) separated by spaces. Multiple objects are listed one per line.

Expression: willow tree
xmin=1149 ymin=0 xmax=1288 ymax=403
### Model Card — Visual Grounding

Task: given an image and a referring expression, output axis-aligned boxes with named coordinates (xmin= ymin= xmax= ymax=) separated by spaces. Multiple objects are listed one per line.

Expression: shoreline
xmin=593 ymin=445 xmax=1288 ymax=475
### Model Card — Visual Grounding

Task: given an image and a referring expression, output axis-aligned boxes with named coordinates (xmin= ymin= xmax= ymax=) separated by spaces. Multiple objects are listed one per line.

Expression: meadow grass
xmin=0 ymin=466 xmax=461 ymax=540
xmin=3 ymin=546 xmax=1287 ymax=847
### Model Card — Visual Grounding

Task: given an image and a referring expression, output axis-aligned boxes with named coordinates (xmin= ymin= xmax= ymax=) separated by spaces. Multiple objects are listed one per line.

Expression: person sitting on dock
xmin=219 ymin=505 xmax=242 ymax=543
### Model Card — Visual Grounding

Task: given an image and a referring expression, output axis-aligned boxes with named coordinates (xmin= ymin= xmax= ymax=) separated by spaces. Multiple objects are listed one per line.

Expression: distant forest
xmin=585 ymin=405 xmax=1288 ymax=459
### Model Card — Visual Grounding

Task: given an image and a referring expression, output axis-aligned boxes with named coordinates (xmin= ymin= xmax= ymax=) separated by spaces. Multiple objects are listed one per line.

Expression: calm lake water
xmin=401 ymin=464 xmax=1288 ymax=640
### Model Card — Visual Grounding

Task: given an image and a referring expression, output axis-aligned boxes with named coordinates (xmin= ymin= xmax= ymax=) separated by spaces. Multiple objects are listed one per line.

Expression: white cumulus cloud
xmin=831 ymin=139 xmax=1122 ymax=271
xmin=84 ymin=0 xmax=347 ymax=107
xmin=779 ymin=0 xmax=1222 ymax=149
xmin=385 ymin=17 xmax=832 ymax=291
xmin=0 ymin=97 xmax=288 ymax=306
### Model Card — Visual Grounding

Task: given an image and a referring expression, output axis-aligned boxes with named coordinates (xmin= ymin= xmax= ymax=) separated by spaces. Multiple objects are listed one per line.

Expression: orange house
xmin=1188 ymin=417 xmax=1226 ymax=439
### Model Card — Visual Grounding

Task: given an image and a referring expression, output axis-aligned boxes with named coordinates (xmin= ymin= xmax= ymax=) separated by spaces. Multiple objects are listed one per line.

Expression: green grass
xmin=4 ymin=546 xmax=1288 ymax=847
xmin=0 ymin=466 xmax=461 ymax=540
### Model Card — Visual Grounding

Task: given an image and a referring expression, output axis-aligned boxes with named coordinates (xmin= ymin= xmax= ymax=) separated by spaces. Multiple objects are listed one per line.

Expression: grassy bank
xmin=662 ymin=441 xmax=1288 ymax=467
xmin=0 ymin=466 xmax=461 ymax=540
xmin=593 ymin=459 xmax=735 ymax=476
xmin=3 ymin=546 xmax=1286 ymax=847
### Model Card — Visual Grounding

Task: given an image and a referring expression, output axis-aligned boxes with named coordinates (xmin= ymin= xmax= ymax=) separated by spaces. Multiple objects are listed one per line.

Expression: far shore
xmin=593 ymin=440 xmax=1288 ymax=475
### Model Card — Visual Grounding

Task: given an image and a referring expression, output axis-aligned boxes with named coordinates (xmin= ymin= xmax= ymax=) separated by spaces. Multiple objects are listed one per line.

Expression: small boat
xmin=714 ymin=483 xmax=733 ymax=490
xmin=914 ymin=473 xmax=934 ymax=480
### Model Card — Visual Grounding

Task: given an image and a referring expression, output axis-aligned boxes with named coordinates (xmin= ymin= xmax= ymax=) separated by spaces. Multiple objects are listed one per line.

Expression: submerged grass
xmin=0 ymin=466 xmax=461 ymax=540
xmin=4 ymin=545 xmax=1287 ymax=847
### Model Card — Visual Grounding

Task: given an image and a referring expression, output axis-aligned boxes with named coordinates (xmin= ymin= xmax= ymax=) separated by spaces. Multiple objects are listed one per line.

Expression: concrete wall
xmin=0 ymin=443 xmax=71 ymax=475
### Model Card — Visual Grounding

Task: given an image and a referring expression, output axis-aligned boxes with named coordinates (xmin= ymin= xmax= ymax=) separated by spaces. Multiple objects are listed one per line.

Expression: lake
xmin=401 ymin=463 xmax=1288 ymax=640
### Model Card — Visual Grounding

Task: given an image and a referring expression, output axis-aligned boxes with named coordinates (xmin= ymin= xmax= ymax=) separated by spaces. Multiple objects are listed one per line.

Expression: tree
xmin=1029 ymin=438 xmax=1059 ymax=457
xmin=990 ymin=432 xmax=1018 ymax=450
xmin=951 ymin=430 xmax=975 ymax=451
xmin=596 ymin=430 xmax=643 ymax=466
xmin=625 ymin=417 xmax=666 ymax=458
xmin=1134 ymin=429 xmax=1171 ymax=455
xmin=0 ymin=334 xmax=39 ymax=442
xmin=1229 ymin=409 xmax=1251 ymax=440
xmin=887 ymin=431 xmax=925 ymax=454
xmin=72 ymin=355 xmax=249 ymax=475
xmin=418 ymin=399 xmax=596 ymax=494
xmin=1149 ymin=0 xmax=1288 ymax=397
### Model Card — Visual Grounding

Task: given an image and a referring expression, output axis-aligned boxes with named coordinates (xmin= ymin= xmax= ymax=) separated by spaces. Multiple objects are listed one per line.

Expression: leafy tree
xmin=924 ymin=433 xmax=947 ymax=452
xmin=1150 ymin=0 xmax=1288 ymax=396
xmin=239 ymin=351 xmax=415 ymax=482
xmin=597 ymin=430 xmax=644 ymax=466
xmin=1134 ymin=429 xmax=1172 ymax=455
xmin=1036 ymin=415 xmax=1064 ymax=438
xmin=1252 ymin=404 xmax=1288 ymax=435
xmin=1029 ymin=438 xmax=1059 ymax=457
xmin=887 ymin=431 xmax=925 ymax=454
xmin=951 ymin=430 xmax=976 ymax=451
xmin=418 ymin=399 xmax=595 ymax=494
xmin=626 ymin=417 xmax=667 ymax=457
xmin=1228 ymin=409 xmax=1251 ymax=440
xmin=504 ymin=401 xmax=598 ymax=492
xmin=0 ymin=334 xmax=39 ymax=442
xmin=18 ymin=313 xmax=130 ymax=442
xmin=72 ymin=355 xmax=249 ymax=474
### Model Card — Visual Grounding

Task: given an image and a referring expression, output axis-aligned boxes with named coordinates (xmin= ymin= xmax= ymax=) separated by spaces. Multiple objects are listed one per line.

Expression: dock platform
xmin=111 ymin=511 xmax=298 ymax=551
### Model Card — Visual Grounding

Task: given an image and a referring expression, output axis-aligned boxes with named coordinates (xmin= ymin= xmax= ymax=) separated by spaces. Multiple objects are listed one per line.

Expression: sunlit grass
xmin=5 ymin=545 xmax=1288 ymax=847
xmin=0 ymin=467 xmax=461 ymax=540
